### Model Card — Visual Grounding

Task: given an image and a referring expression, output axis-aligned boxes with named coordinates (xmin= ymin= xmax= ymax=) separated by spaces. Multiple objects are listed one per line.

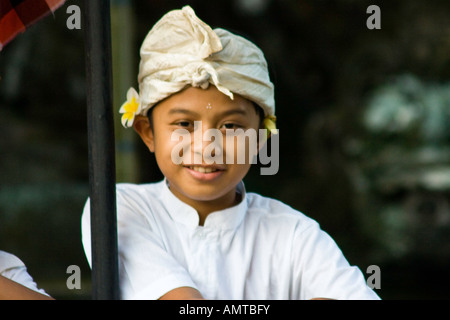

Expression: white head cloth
xmin=134 ymin=5 xmax=275 ymax=119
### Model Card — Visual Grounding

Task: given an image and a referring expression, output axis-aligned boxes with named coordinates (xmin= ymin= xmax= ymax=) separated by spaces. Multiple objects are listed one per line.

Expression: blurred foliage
xmin=347 ymin=74 xmax=450 ymax=260
xmin=363 ymin=74 xmax=450 ymax=143
xmin=0 ymin=0 xmax=449 ymax=299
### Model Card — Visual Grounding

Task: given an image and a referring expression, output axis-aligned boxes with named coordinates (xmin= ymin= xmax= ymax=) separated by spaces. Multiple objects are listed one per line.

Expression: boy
xmin=82 ymin=6 xmax=379 ymax=300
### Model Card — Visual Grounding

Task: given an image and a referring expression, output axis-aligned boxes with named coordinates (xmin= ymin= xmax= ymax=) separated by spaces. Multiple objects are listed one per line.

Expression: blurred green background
xmin=1 ymin=0 xmax=449 ymax=299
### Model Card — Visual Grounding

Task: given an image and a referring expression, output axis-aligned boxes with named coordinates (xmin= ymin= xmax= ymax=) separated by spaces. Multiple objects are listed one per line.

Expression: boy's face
xmin=133 ymin=85 xmax=262 ymax=207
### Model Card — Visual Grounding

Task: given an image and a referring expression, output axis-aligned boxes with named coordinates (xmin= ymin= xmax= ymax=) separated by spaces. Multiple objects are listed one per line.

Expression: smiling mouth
xmin=185 ymin=166 xmax=224 ymax=173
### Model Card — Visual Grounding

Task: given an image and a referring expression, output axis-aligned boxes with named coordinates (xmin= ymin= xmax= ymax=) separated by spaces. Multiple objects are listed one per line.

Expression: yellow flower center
xmin=124 ymin=97 xmax=139 ymax=114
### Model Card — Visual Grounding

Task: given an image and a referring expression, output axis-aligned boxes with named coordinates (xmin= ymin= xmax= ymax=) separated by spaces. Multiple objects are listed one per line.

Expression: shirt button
xmin=194 ymin=229 xmax=203 ymax=238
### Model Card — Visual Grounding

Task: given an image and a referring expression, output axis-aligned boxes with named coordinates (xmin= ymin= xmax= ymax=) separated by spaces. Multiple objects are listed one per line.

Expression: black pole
xmin=83 ymin=0 xmax=120 ymax=300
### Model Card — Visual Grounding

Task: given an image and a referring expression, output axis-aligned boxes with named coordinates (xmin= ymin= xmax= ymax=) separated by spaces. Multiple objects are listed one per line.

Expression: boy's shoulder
xmin=114 ymin=181 xmax=166 ymax=212
xmin=245 ymin=191 xmax=319 ymax=231
xmin=116 ymin=181 xmax=163 ymax=197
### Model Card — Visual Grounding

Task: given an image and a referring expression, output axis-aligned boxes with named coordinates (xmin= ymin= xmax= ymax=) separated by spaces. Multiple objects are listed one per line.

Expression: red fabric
xmin=0 ymin=0 xmax=66 ymax=50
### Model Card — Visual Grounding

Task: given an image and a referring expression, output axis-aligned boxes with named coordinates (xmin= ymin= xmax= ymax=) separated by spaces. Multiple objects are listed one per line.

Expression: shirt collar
xmin=159 ymin=178 xmax=248 ymax=230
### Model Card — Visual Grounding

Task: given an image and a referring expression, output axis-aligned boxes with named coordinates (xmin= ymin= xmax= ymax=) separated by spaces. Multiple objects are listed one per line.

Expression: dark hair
xmin=253 ymin=103 xmax=265 ymax=128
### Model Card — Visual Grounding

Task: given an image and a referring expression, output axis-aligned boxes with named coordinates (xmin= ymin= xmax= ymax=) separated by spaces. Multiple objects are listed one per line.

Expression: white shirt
xmin=0 ymin=251 xmax=47 ymax=295
xmin=82 ymin=180 xmax=379 ymax=300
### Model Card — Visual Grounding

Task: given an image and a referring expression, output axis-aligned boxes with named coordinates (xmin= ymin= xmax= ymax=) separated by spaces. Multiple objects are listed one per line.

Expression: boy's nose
xmin=191 ymin=121 xmax=224 ymax=163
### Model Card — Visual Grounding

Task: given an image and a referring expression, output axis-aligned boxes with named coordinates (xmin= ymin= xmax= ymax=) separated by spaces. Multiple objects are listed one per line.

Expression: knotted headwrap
xmin=120 ymin=5 xmax=277 ymax=134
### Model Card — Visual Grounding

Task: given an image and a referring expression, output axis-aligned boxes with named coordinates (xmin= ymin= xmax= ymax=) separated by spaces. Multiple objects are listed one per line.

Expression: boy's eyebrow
xmin=218 ymin=109 xmax=248 ymax=117
xmin=168 ymin=108 xmax=200 ymax=116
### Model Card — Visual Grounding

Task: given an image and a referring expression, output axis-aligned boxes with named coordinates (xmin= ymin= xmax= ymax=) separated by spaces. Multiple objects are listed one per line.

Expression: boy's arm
xmin=294 ymin=222 xmax=380 ymax=300
xmin=159 ymin=286 xmax=204 ymax=300
xmin=0 ymin=275 xmax=53 ymax=300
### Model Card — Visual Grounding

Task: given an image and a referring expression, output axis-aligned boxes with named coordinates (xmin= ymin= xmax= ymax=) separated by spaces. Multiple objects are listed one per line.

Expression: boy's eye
xmin=176 ymin=121 xmax=192 ymax=127
xmin=221 ymin=123 xmax=241 ymax=130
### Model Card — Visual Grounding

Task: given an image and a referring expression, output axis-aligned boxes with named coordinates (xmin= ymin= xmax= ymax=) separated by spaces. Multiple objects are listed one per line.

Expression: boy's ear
xmin=133 ymin=115 xmax=155 ymax=152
